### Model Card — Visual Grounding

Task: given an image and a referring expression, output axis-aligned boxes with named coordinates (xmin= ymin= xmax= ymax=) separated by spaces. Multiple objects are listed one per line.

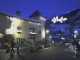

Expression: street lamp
xmin=74 ymin=30 xmax=78 ymax=38
xmin=45 ymin=30 xmax=49 ymax=44
xmin=74 ymin=31 xmax=78 ymax=34
xmin=46 ymin=30 xmax=49 ymax=33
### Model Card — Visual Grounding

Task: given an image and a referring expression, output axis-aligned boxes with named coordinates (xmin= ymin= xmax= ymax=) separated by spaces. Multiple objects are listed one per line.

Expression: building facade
xmin=0 ymin=10 xmax=46 ymax=47
xmin=70 ymin=23 xmax=80 ymax=39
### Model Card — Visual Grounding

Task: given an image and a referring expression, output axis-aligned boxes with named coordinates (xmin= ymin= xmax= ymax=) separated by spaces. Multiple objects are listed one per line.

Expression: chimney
xmin=16 ymin=11 xmax=20 ymax=16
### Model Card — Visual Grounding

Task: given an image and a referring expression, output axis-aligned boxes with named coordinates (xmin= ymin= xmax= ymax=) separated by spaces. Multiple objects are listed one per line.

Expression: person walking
xmin=10 ymin=40 xmax=15 ymax=55
xmin=16 ymin=41 xmax=20 ymax=56
xmin=75 ymin=40 xmax=80 ymax=51
xmin=73 ymin=39 xmax=80 ymax=58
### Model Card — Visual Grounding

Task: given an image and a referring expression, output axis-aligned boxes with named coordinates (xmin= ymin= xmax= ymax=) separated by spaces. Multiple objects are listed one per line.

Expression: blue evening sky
xmin=0 ymin=0 xmax=80 ymax=18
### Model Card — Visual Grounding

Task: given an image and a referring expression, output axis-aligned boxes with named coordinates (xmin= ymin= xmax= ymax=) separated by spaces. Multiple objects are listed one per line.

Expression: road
xmin=0 ymin=43 xmax=80 ymax=60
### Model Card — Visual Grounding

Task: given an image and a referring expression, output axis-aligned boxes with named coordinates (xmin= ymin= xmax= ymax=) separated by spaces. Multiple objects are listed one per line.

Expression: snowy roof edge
xmin=0 ymin=11 xmax=40 ymax=23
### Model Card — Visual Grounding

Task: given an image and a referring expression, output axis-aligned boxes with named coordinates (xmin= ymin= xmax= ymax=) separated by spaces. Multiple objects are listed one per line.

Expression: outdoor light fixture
xmin=6 ymin=16 xmax=23 ymax=34
xmin=46 ymin=30 xmax=49 ymax=33
xmin=74 ymin=30 xmax=78 ymax=38
xmin=74 ymin=31 xmax=78 ymax=34
xmin=49 ymin=36 xmax=51 ymax=39
xmin=6 ymin=16 xmax=23 ymax=25
xmin=29 ymin=32 xmax=36 ymax=34
xmin=39 ymin=16 xmax=46 ymax=21
xmin=28 ymin=21 xmax=41 ymax=26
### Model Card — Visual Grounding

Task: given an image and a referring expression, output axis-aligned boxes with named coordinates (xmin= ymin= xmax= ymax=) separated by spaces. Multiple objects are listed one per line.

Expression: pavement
xmin=0 ymin=43 xmax=80 ymax=60
xmin=0 ymin=47 xmax=31 ymax=60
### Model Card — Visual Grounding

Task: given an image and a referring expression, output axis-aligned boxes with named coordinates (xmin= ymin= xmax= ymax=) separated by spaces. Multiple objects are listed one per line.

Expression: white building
xmin=0 ymin=10 xmax=46 ymax=47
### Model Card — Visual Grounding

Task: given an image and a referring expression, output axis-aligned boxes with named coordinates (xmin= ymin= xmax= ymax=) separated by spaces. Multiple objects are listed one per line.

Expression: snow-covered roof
xmin=0 ymin=11 xmax=40 ymax=23
xmin=63 ymin=31 xmax=70 ymax=35
xmin=52 ymin=35 xmax=60 ymax=38
xmin=50 ymin=24 xmax=70 ymax=32
xmin=74 ymin=19 xmax=80 ymax=23
xmin=73 ymin=28 xmax=80 ymax=31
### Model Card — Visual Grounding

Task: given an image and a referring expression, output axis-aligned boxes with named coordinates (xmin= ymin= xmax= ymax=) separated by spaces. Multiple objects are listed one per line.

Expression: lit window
xmin=29 ymin=28 xmax=35 ymax=32
xmin=17 ymin=27 xmax=22 ymax=33
xmin=29 ymin=28 xmax=36 ymax=34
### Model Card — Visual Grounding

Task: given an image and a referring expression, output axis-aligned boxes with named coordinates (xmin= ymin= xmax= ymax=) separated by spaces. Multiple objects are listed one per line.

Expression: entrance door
xmin=28 ymin=38 xmax=35 ymax=47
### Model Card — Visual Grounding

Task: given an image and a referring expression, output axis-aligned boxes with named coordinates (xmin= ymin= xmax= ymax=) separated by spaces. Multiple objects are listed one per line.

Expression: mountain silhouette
xmin=46 ymin=8 xmax=80 ymax=34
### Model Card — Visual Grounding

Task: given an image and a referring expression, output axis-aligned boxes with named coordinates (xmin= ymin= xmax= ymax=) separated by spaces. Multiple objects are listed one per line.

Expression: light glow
xmin=61 ymin=37 xmax=65 ymax=40
xmin=74 ymin=31 xmax=78 ymax=34
xmin=17 ymin=30 xmax=22 ymax=33
xmin=6 ymin=29 xmax=14 ymax=34
xmin=51 ymin=16 xmax=67 ymax=23
xmin=39 ymin=17 xmax=46 ymax=21
xmin=42 ymin=29 xmax=45 ymax=39
xmin=29 ymin=32 xmax=36 ymax=34
xmin=6 ymin=26 xmax=16 ymax=34
xmin=46 ymin=30 xmax=49 ymax=33
xmin=29 ymin=21 xmax=41 ymax=26
xmin=0 ymin=33 xmax=4 ymax=38
xmin=10 ymin=17 xmax=23 ymax=25
xmin=6 ymin=16 xmax=23 ymax=34
xmin=79 ymin=41 xmax=80 ymax=44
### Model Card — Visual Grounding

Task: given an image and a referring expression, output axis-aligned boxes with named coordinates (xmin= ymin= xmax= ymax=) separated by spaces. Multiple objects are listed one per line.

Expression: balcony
xmin=29 ymin=32 xmax=36 ymax=38
xmin=29 ymin=32 xmax=36 ymax=35
xmin=17 ymin=30 xmax=22 ymax=33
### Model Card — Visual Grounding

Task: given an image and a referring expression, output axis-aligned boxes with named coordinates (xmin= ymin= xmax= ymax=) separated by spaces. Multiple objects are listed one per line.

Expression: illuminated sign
xmin=51 ymin=16 xmax=67 ymax=23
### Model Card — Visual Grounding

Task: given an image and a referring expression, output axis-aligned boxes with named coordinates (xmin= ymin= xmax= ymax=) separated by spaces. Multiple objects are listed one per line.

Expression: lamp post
xmin=45 ymin=30 xmax=52 ymax=44
xmin=46 ymin=30 xmax=49 ymax=34
xmin=74 ymin=30 xmax=78 ymax=38
xmin=49 ymin=36 xmax=52 ymax=44
xmin=45 ymin=30 xmax=49 ymax=44
xmin=73 ymin=30 xmax=78 ymax=58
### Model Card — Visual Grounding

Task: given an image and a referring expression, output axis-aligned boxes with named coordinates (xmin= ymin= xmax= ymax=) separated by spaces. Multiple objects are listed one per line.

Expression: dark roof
xmin=0 ymin=11 xmax=13 ymax=17
xmin=29 ymin=10 xmax=43 ymax=18
xmin=0 ymin=11 xmax=40 ymax=23
xmin=52 ymin=35 xmax=60 ymax=38
xmin=63 ymin=8 xmax=80 ymax=17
